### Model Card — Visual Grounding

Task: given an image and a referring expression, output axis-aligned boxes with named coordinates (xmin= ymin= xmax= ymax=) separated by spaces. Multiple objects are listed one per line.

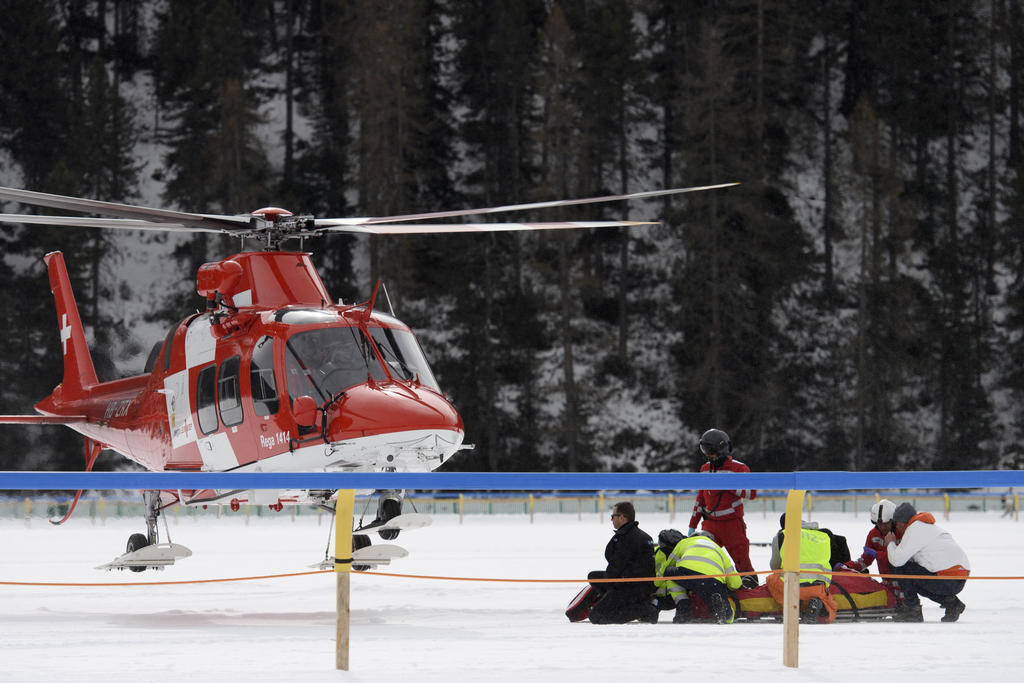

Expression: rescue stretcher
xmin=567 ymin=572 xmax=900 ymax=623
xmin=707 ymin=572 xmax=900 ymax=622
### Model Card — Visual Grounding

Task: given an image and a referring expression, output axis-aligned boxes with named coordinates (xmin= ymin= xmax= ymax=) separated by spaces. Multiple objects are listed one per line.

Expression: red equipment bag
xmin=566 ymin=585 xmax=600 ymax=622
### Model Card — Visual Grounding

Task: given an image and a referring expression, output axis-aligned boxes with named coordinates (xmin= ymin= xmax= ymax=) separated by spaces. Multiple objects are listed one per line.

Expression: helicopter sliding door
xmin=193 ymin=345 xmax=258 ymax=470
xmin=247 ymin=334 xmax=289 ymax=461
xmin=179 ymin=313 xmax=262 ymax=471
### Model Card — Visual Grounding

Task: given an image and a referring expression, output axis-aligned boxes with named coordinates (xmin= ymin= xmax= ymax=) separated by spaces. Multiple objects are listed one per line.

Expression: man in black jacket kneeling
xmin=588 ymin=501 xmax=659 ymax=624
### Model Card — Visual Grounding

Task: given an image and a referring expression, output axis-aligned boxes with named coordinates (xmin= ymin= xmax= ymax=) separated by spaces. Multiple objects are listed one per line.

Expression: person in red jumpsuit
xmin=835 ymin=498 xmax=905 ymax=603
xmin=687 ymin=428 xmax=759 ymax=589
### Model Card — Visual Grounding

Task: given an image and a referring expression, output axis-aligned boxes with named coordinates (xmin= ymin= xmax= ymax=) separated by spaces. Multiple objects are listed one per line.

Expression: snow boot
xmin=802 ymin=598 xmax=825 ymax=624
xmin=941 ymin=596 xmax=966 ymax=623
xmin=637 ymin=601 xmax=660 ymax=624
xmin=708 ymin=593 xmax=732 ymax=624
xmin=672 ymin=604 xmax=691 ymax=624
xmin=893 ymin=603 xmax=924 ymax=622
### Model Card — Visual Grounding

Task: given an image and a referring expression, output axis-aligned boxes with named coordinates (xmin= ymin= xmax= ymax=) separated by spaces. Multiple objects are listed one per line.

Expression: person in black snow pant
xmin=588 ymin=501 xmax=659 ymax=624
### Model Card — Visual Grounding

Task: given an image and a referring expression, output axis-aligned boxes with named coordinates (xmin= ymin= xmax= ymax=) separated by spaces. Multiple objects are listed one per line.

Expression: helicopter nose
xmin=325 ymin=382 xmax=463 ymax=442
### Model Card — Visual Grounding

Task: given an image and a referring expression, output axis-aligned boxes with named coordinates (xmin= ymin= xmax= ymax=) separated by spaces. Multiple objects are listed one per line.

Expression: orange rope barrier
xmin=1 ymin=568 xmax=1022 ymax=588
xmin=368 ymin=571 xmax=590 ymax=583
xmin=365 ymin=570 xmax=1024 ymax=583
xmin=0 ymin=570 xmax=326 ymax=588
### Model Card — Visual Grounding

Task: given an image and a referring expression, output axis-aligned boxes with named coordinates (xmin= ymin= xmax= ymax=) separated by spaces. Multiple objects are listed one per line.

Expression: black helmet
xmin=658 ymin=529 xmax=684 ymax=555
xmin=699 ymin=429 xmax=732 ymax=457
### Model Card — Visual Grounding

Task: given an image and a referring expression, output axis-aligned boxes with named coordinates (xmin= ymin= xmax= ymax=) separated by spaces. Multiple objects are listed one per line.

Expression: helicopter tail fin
xmin=44 ymin=251 xmax=98 ymax=398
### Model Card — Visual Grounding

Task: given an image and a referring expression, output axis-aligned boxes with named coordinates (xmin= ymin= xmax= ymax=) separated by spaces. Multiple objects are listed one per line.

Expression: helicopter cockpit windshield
xmin=284 ymin=327 xmax=386 ymax=402
xmin=369 ymin=327 xmax=441 ymax=394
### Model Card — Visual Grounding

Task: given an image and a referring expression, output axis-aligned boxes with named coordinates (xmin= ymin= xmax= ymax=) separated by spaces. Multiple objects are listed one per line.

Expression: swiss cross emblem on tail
xmin=44 ymin=252 xmax=99 ymax=398
xmin=60 ymin=314 xmax=72 ymax=355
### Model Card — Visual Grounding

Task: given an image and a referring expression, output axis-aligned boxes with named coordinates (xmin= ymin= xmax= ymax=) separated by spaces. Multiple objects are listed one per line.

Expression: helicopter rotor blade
xmin=319 ymin=182 xmax=739 ymax=227
xmin=0 ymin=181 xmax=737 ymax=249
xmin=0 ymin=185 xmax=250 ymax=231
xmin=0 ymin=213 xmax=229 ymax=233
xmin=315 ymin=220 xmax=657 ymax=235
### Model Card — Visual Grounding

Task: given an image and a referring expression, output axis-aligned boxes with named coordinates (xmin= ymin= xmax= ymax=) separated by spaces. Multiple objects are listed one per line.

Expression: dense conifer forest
xmin=2 ymin=0 xmax=1023 ymax=475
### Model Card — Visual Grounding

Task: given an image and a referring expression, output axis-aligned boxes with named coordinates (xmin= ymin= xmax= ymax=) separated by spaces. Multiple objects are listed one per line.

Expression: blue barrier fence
xmin=0 ymin=470 xmax=1022 ymax=491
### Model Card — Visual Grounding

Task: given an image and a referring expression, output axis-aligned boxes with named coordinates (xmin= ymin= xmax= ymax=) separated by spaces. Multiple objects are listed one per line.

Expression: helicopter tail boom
xmin=44 ymin=251 xmax=99 ymax=399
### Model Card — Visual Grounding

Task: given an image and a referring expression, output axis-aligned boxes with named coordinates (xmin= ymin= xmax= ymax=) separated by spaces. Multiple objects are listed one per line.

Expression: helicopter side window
xmin=143 ymin=340 xmax=162 ymax=374
xmin=162 ymin=316 xmax=193 ymax=373
xmin=217 ymin=356 xmax=243 ymax=427
xmin=196 ymin=364 xmax=219 ymax=435
xmin=250 ymin=336 xmax=279 ymax=416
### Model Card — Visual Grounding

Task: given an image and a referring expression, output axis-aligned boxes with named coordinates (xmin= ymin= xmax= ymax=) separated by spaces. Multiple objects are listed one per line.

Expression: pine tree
xmin=0 ymin=1 xmax=146 ymax=471
xmin=667 ymin=14 xmax=811 ymax=473
xmin=0 ymin=0 xmax=70 ymax=187
xmin=345 ymin=0 xmax=453 ymax=306
xmin=451 ymin=0 xmax=547 ymax=204
xmin=431 ymin=0 xmax=549 ymax=472
xmin=151 ymin=0 xmax=271 ymax=320
xmin=284 ymin=0 xmax=358 ymax=302
xmin=573 ymin=0 xmax=645 ymax=374
xmin=533 ymin=5 xmax=587 ymax=473
xmin=915 ymin=1 xmax=997 ymax=471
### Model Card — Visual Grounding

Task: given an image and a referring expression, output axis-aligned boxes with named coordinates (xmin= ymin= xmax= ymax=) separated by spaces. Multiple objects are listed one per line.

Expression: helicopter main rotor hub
xmin=244 ymin=211 xmax=317 ymax=250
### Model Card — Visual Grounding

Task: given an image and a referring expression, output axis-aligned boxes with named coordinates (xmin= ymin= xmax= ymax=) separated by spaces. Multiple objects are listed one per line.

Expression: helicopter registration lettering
xmin=103 ymin=399 xmax=133 ymax=421
xmin=260 ymin=431 xmax=288 ymax=450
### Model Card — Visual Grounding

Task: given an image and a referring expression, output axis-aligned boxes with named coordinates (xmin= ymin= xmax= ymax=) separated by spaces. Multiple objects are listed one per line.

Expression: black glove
xmin=663 ymin=566 xmax=682 ymax=578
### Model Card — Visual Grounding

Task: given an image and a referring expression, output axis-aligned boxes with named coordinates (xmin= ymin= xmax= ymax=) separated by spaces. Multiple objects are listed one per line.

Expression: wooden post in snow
xmin=335 ymin=490 xmax=355 ymax=671
xmin=782 ymin=489 xmax=806 ymax=668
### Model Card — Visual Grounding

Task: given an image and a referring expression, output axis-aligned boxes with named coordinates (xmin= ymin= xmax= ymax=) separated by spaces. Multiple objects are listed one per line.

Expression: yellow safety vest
xmin=654 ymin=548 xmax=687 ymax=602
xmin=669 ymin=536 xmax=742 ymax=592
xmin=780 ymin=528 xmax=832 ymax=586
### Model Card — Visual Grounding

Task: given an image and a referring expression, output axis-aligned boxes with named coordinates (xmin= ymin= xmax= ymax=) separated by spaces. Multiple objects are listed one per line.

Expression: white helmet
xmin=870 ymin=499 xmax=896 ymax=525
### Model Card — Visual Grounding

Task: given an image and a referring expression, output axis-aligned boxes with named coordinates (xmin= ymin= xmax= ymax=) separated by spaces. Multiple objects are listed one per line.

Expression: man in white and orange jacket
xmin=885 ymin=502 xmax=970 ymax=622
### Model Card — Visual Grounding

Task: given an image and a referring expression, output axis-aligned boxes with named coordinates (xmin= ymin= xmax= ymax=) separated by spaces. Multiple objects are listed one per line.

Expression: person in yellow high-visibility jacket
xmin=653 ymin=529 xmax=689 ymax=622
xmin=662 ymin=532 xmax=742 ymax=624
xmin=766 ymin=513 xmax=839 ymax=624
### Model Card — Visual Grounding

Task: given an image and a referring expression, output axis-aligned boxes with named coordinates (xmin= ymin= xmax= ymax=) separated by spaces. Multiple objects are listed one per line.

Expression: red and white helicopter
xmin=0 ymin=181 xmax=734 ymax=571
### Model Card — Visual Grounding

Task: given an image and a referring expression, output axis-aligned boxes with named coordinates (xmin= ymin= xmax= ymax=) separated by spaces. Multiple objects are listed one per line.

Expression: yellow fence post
xmin=668 ymin=493 xmax=674 ymax=523
xmin=783 ymin=489 xmax=806 ymax=669
xmin=599 ymin=493 xmax=604 ymax=523
xmin=529 ymin=493 xmax=534 ymax=524
xmin=335 ymin=489 xmax=355 ymax=671
xmin=458 ymin=493 xmax=464 ymax=524
xmin=944 ymin=493 xmax=950 ymax=521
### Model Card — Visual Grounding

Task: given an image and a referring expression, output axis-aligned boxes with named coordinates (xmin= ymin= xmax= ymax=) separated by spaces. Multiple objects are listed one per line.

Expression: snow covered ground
xmin=1 ymin=509 xmax=1020 ymax=682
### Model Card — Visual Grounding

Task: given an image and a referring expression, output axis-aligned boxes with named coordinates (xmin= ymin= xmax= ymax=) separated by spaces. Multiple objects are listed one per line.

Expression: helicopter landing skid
xmin=310 ymin=544 xmax=409 ymax=571
xmin=357 ymin=512 xmax=432 ymax=534
xmin=95 ymin=543 xmax=193 ymax=571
